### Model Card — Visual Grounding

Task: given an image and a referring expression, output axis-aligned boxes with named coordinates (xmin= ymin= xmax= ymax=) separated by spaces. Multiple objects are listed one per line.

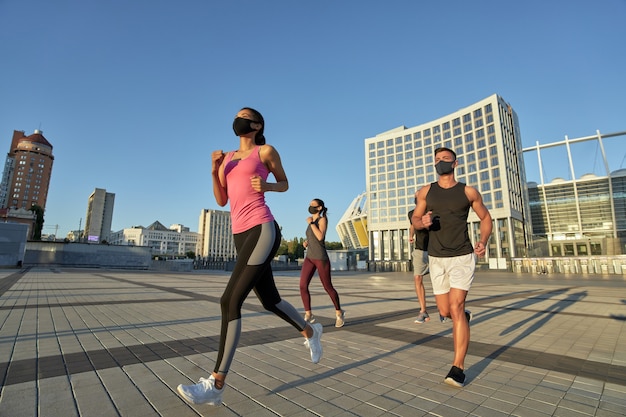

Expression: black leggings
xmin=214 ymin=221 xmax=306 ymax=375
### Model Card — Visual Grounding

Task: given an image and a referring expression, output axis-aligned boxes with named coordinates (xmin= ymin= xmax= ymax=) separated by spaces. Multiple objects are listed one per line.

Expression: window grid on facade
xmin=364 ymin=94 xmax=530 ymax=267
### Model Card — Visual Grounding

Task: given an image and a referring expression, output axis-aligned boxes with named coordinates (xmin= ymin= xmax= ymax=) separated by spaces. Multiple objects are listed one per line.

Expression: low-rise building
xmin=110 ymin=221 xmax=198 ymax=257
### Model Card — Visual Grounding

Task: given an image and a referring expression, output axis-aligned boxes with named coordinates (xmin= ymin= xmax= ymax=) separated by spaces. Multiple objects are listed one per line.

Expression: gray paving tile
xmin=0 ymin=267 xmax=625 ymax=416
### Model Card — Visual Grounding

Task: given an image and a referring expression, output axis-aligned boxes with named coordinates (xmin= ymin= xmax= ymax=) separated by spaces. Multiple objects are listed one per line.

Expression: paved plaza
xmin=0 ymin=267 xmax=625 ymax=416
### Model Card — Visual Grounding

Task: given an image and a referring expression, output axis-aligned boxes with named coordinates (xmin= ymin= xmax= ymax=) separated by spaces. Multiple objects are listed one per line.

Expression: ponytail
xmin=255 ymin=133 xmax=266 ymax=146
xmin=313 ymin=198 xmax=328 ymax=218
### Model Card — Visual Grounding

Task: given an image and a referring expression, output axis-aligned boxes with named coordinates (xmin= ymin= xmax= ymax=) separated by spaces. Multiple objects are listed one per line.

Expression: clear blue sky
xmin=2 ymin=0 xmax=625 ymax=243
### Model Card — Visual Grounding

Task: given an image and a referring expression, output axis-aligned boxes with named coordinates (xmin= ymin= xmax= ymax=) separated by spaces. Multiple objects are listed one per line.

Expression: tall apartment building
xmin=0 ymin=130 xmax=54 ymax=210
xmin=364 ymin=94 xmax=530 ymax=270
xmin=197 ymin=208 xmax=236 ymax=260
xmin=84 ymin=188 xmax=115 ymax=243
xmin=109 ymin=221 xmax=199 ymax=256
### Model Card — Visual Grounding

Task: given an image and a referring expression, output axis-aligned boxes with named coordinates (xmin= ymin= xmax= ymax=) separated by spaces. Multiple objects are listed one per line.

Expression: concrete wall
xmin=0 ymin=223 xmax=28 ymax=267
xmin=151 ymin=259 xmax=194 ymax=272
xmin=24 ymin=241 xmax=152 ymax=269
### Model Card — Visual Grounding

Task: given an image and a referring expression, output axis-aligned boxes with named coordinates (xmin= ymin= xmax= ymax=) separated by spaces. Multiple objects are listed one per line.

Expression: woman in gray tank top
xmin=299 ymin=198 xmax=345 ymax=328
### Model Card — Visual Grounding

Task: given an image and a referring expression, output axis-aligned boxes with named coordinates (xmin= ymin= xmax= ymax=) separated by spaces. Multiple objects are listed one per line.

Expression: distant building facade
xmin=0 ymin=130 xmax=54 ymax=210
xmin=109 ymin=221 xmax=199 ymax=256
xmin=66 ymin=230 xmax=82 ymax=242
xmin=525 ymin=131 xmax=626 ymax=257
xmin=336 ymin=192 xmax=368 ymax=250
xmin=364 ymin=94 xmax=530 ymax=270
xmin=84 ymin=188 xmax=115 ymax=243
xmin=197 ymin=209 xmax=236 ymax=260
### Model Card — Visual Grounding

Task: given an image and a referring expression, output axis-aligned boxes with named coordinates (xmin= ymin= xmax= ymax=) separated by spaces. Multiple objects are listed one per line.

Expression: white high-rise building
xmin=364 ymin=94 xmax=530 ymax=270
xmin=197 ymin=209 xmax=236 ymax=260
xmin=84 ymin=188 xmax=115 ymax=243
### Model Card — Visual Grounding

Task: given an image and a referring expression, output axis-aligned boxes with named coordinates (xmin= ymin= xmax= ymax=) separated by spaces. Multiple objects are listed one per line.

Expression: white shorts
xmin=429 ymin=253 xmax=476 ymax=295
xmin=412 ymin=249 xmax=429 ymax=276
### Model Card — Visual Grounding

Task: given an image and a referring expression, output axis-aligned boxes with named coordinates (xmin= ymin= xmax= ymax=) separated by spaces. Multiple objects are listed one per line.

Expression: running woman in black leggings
xmin=177 ymin=107 xmax=323 ymax=406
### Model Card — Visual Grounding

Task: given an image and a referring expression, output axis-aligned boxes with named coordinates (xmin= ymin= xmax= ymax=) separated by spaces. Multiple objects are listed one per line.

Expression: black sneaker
xmin=444 ymin=366 xmax=466 ymax=387
xmin=465 ymin=310 xmax=472 ymax=323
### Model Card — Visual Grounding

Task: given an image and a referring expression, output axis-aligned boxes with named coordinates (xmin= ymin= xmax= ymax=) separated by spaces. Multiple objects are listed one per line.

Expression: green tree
xmin=29 ymin=204 xmax=44 ymax=240
xmin=287 ymin=237 xmax=305 ymax=260
xmin=326 ymin=241 xmax=344 ymax=250
xmin=277 ymin=239 xmax=289 ymax=257
xmin=286 ymin=237 xmax=298 ymax=261
xmin=277 ymin=236 xmax=343 ymax=261
xmin=186 ymin=251 xmax=195 ymax=259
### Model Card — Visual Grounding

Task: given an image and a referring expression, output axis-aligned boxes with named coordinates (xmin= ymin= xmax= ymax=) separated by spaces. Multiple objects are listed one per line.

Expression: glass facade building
xmin=364 ymin=94 xmax=530 ymax=270
xmin=525 ymin=130 xmax=626 ymax=256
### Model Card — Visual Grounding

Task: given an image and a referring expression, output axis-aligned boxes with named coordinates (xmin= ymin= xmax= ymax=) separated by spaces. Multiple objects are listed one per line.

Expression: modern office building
xmin=0 ymin=130 xmax=54 ymax=210
xmin=525 ymin=130 xmax=626 ymax=257
xmin=109 ymin=221 xmax=199 ymax=256
xmin=197 ymin=208 xmax=236 ymax=260
xmin=364 ymin=94 xmax=530 ymax=270
xmin=336 ymin=192 xmax=368 ymax=250
xmin=84 ymin=188 xmax=115 ymax=243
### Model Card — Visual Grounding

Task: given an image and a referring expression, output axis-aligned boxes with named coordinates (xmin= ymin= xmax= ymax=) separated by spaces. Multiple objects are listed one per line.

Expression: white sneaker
xmin=304 ymin=322 xmax=323 ymax=363
xmin=335 ymin=311 xmax=345 ymax=328
xmin=177 ymin=375 xmax=224 ymax=405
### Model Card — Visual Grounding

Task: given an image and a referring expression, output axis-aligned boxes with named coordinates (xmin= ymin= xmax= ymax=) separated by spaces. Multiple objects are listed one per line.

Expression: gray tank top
xmin=305 ymin=219 xmax=329 ymax=261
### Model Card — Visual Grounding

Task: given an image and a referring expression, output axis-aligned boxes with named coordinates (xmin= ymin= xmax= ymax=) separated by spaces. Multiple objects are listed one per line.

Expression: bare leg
xmin=414 ymin=274 xmax=427 ymax=312
xmin=449 ymin=288 xmax=469 ymax=369
xmin=434 ymin=293 xmax=449 ymax=318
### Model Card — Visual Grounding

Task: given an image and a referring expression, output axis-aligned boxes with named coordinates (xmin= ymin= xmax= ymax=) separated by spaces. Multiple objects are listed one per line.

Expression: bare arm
xmin=212 ymin=150 xmax=228 ymax=207
xmin=251 ymin=144 xmax=289 ymax=193
xmin=411 ymin=185 xmax=432 ymax=230
xmin=466 ymin=186 xmax=492 ymax=257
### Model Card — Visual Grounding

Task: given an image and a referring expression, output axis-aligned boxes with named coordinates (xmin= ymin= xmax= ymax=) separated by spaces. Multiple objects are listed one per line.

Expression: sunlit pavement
xmin=0 ymin=267 xmax=624 ymax=416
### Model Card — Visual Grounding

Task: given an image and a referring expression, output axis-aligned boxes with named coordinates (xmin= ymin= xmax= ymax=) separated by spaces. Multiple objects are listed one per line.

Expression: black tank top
xmin=425 ymin=182 xmax=473 ymax=257
xmin=408 ymin=209 xmax=429 ymax=251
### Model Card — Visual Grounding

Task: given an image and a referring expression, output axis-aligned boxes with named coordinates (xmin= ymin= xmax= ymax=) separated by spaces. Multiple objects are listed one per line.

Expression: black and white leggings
xmin=214 ymin=221 xmax=307 ymax=376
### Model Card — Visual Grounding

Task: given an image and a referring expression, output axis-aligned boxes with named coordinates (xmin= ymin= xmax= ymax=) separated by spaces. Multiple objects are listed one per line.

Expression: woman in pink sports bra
xmin=176 ymin=107 xmax=323 ymax=406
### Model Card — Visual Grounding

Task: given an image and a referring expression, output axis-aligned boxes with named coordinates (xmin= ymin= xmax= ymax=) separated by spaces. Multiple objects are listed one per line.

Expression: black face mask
xmin=232 ymin=117 xmax=257 ymax=136
xmin=435 ymin=160 xmax=455 ymax=175
xmin=308 ymin=206 xmax=319 ymax=214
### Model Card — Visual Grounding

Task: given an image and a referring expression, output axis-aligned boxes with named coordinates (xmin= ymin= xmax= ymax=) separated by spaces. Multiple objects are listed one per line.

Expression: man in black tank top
xmin=411 ymin=147 xmax=492 ymax=388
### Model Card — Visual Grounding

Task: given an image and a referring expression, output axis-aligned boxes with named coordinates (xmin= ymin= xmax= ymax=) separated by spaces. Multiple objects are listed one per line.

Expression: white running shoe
xmin=335 ymin=311 xmax=345 ymax=328
xmin=304 ymin=322 xmax=323 ymax=363
xmin=177 ymin=375 xmax=224 ymax=405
